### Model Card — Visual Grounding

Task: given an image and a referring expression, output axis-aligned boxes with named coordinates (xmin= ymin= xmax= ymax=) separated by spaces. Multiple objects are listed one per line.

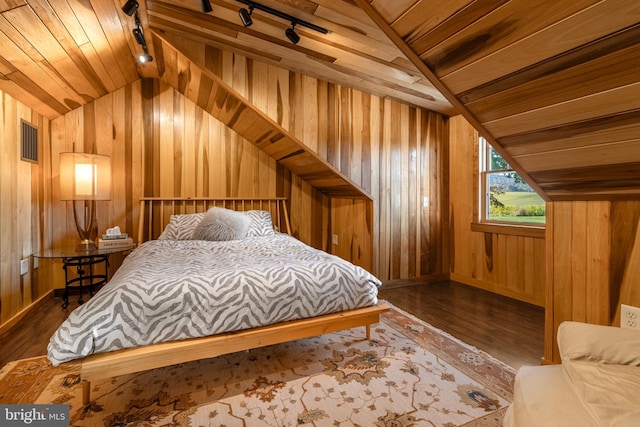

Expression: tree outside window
xmin=480 ymin=138 xmax=545 ymax=224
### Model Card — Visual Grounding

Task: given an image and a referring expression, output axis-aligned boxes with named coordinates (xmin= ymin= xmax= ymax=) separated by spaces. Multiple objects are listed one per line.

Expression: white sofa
xmin=504 ymin=321 xmax=640 ymax=427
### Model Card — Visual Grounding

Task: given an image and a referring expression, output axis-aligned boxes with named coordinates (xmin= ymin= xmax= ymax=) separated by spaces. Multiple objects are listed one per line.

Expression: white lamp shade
xmin=60 ymin=152 xmax=111 ymax=201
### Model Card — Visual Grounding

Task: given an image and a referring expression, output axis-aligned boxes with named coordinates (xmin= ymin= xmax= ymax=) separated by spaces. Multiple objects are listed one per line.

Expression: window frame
xmin=475 ymin=137 xmax=545 ymax=234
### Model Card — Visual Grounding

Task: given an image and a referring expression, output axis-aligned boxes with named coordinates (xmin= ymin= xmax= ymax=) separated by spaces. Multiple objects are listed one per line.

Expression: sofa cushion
xmin=504 ymin=365 xmax=598 ymax=427
xmin=558 ymin=321 xmax=640 ymax=366
xmin=563 ymin=360 xmax=640 ymax=426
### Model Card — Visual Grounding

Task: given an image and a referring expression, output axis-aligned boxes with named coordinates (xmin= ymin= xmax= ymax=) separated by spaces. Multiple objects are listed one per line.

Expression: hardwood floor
xmin=379 ymin=281 xmax=544 ymax=369
xmin=0 ymin=280 xmax=544 ymax=371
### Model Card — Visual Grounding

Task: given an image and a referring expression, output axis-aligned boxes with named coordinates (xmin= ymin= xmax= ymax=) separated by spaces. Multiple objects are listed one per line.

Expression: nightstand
xmin=34 ymin=246 xmax=134 ymax=309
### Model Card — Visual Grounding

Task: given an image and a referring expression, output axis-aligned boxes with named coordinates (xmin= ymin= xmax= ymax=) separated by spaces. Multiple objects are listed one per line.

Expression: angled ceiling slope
xmin=153 ymin=30 xmax=372 ymax=199
xmin=356 ymin=0 xmax=640 ymax=201
xmin=0 ymin=0 xmax=455 ymax=119
xmin=145 ymin=0 xmax=455 ymax=115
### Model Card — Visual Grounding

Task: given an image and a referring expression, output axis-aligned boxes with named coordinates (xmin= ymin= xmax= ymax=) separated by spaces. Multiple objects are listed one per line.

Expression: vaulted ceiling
xmin=1 ymin=0 xmax=639 ymax=201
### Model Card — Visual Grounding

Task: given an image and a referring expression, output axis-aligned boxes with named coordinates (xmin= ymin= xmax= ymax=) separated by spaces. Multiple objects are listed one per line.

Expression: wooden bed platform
xmin=78 ymin=197 xmax=389 ymax=405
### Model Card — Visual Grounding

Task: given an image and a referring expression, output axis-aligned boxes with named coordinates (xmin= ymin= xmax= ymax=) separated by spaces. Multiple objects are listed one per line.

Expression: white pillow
xmin=157 ymin=213 xmax=205 ymax=240
xmin=245 ymin=210 xmax=275 ymax=237
xmin=191 ymin=207 xmax=251 ymax=241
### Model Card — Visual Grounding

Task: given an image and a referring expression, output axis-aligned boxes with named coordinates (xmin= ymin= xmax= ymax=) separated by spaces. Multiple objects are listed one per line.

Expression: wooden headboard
xmin=137 ymin=197 xmax=291 ymax=245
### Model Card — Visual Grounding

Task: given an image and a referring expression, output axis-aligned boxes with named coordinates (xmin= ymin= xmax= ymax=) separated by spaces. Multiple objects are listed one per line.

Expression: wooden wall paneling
xmin=449 ymin=115 xmax=545 ymax=305
xmin=545 ymin=200 xmax=614 ymax=363
xmin=586 ymin=202 xmax=610 ymax=323
xmin=0 ymin=89 xmax=50 ymax=328
xmin=339 ymin=85 xmax=351 ymax=177
xmin=369 ymin=95 xmax=381 ymax=277
xmin=1 ymin=92 xmax=18 ymax=321
xmin=616 ymin=213 xmax=640 ymax=324
xmin=448 ymin=115 xmax=474 ymax=278
xmin=17 ymin=104 xmax=33 ymax=306
xmin=548 ymin=201 xmax=573 ymax=362
xmin=428 ymin=111 xmax=448 ymax=277
xmin=544 ymin=202 xmax=555 ymax=363
xmin=378 ymin=98 xmax=391 ymax=279
xmin=399 ymin=103 xmax=409 ymax=278
xmin=609 ymin=201 xmax=640 ymax=324
xmin=389 ymin=100 xmax=402 ymax=279
xmin=330 ymin=198 xmax=373 ymax=273
xmin=31 ymin=110 xmax=48 ymax=298
xmin=571 ymin=202 xmax=588 ymax=322
xmin=351 ymin=90 xmax=363 ymax=190
xmin=407 ymin=107 xmax=417 ymax=278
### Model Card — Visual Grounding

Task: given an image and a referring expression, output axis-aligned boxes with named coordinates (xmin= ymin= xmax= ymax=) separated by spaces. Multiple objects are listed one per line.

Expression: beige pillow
xmin=558 ymin=321 xmax=640 ymax=366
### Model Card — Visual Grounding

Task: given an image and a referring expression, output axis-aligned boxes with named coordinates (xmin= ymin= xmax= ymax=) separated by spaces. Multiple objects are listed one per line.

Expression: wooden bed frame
xmin=79 ymin=197 xmax=389 ymax=405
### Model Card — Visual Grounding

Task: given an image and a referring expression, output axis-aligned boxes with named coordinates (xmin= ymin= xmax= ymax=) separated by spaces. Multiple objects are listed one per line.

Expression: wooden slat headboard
xmin=137 ymin=197 xmax=291 ymax=245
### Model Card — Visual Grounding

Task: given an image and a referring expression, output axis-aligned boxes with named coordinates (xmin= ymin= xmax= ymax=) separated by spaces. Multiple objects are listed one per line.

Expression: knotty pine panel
xmin=448 ymin=116 xmax=545 ymax=306
xmin=0 ymin=89 xmax=50 ymax=329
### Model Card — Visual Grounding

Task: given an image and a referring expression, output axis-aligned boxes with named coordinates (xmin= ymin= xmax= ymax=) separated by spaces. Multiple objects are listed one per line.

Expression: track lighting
xmin=121 ymin=0 xmax=138 ymax=16
xmin=285 ymin=23 xmax=300 ymax=45
xmin=235 ymin=0 xmax=328 ymax=44
xmin=132 ymin=27 xmax=145 ymax=45
xmin=122 ymin=11 xmax=153 ymax=63
xmin=199 ymin=0 xmax=213 ymax=13
xmin=239 ymin=5 xmax=253 ymax=27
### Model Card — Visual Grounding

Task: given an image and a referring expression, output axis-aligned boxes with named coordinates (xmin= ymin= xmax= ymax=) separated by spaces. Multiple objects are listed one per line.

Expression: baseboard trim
xmin=381 ymin=273 xmax=449 ymax=290
xmin=0 ymin=290 xmax=53 ymax=338
xmin=450 ymin=273 xmax=545 ymax=307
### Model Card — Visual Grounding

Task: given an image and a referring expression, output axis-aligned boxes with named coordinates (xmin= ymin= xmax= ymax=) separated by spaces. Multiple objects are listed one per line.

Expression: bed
xmin=47 ymin=197 xmax=388 ymax=405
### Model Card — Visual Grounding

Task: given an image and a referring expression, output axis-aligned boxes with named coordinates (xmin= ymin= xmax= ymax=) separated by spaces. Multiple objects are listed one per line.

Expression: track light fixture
xmin=132 ymin=27 xmax=145 ymax=45
xmin=121 ymin=0 xmax=138 ymax=16
xmin=285 ymin=23 xmax=300 ymax=45
xmin=121 ymin=10 xmax=153 ymax=63
xmin=199 ymin=0 xmax=213 ymax=13
xmin=239 ymin=5 xmax=253 ymax=27
xmin=235 ymin=0 xmax=328 ymax=44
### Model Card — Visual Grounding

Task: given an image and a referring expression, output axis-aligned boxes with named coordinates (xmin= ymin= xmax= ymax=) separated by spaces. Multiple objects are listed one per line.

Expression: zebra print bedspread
xmin=47 ymin=234 xmax=381 ymax=366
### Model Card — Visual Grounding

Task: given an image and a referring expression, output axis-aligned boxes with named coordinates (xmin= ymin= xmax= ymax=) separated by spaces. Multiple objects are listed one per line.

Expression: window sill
xmin=471 ymin=222 xmax=545 ymax=238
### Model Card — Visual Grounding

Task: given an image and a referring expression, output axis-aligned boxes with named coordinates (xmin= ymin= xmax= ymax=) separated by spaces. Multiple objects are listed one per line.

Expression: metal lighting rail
xmin=235 ymin=0 xmax=329 ymax=34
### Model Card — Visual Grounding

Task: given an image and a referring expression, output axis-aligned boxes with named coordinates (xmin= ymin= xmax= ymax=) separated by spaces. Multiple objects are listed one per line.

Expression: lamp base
xmin=76 ymin=239 xmax=97 ymax=252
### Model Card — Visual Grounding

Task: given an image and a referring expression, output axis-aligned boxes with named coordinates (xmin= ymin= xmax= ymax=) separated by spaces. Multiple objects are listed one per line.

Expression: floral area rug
xmin=0 ymin=303 xmax=515 ymax=426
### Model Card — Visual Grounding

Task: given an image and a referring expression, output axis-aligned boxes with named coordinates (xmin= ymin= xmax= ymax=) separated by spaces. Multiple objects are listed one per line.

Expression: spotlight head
xmin=121 ymin=0 xmax=138 ymax=16
xmin=285 ymin=25 xmax=300 ymax=45
xmin=239 ymin=7 xmax=253 ymax=27
xmin=132 ymin=28 xmax=145 ymax=46
xmin=199 ymin=0 xmax=213 ymax=13
xmin=139 ymin=53 xmax=153 ymax=63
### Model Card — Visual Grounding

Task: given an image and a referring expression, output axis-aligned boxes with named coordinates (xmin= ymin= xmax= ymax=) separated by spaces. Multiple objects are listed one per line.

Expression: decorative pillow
xmin=158 ymin=213 xmax=205 ymax=240
xmin=558 ymin=321 xmax=640 ymax=366
xmin=191 ymin=207 xmax=251 ymax=241
xmin=245 ymin=210 xmax=275 ymax=237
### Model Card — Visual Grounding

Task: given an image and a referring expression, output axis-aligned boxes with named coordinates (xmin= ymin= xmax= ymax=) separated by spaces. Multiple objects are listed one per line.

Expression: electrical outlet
xmin=332 ymin=234 xmax=338 ymax=245
xmin=621 ymin=304 xmax=640 ymax=330
xmin=20 ymin=259 xmax=28 ymax=276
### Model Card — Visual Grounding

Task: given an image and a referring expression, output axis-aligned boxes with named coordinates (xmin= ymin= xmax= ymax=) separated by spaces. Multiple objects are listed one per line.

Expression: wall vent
xmin=21 ymin=119 xmax=38 ymax=163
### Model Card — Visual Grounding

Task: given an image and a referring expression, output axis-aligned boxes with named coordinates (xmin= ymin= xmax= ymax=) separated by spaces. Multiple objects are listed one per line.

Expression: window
xmin=479 ymin=137 xmax=545 ymax=225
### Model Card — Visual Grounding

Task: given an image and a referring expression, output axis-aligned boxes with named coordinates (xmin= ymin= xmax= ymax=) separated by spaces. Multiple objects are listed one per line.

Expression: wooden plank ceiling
xmin=1 ymin=0 xmax=639 ymax=200
xmin=356 ymin=0 xmax=640 ymax=201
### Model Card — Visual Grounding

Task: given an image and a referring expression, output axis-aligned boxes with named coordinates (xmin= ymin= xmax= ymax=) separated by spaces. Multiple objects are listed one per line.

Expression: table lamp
xmin=59 ymin=152 xmax=111 ymax=251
